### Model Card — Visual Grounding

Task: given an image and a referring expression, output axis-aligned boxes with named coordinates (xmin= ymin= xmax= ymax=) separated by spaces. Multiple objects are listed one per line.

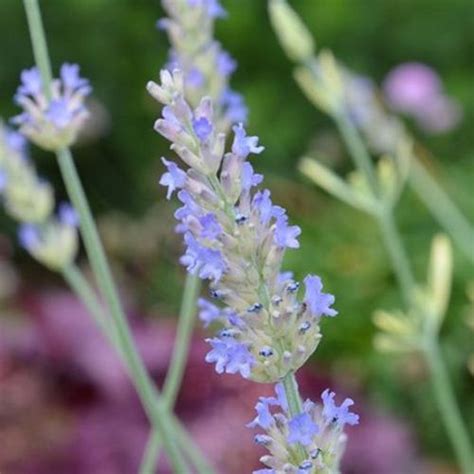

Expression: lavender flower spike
xmin=0 ymin=122 xmax=79 ymax=270
xmin=159 ymin=0 xmax=247 ymax=129
xmin=248 ymin=384 xmax=359 ymax=473
xmin=148 ymin=70 xmax=337 ymax=382
xmin=12 ymin=63 xmax=91 ymax=151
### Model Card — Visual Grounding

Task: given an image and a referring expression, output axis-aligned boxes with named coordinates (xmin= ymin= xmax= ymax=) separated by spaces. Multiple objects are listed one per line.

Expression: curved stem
xmin=22 ymin=1 xmax=192 ymax=470
xmin=62 ymin=264 xmax=113 ymax=340
xmin=139 ymin=273 xmax=201 ymax=474
xmin=335 ymin=114 xmax=416 ymax=307
xmin=64 ymin=265 xmax=215 ymax=474
xmin=410 ymin=158 xmax=474 ymax=265
xmin=424 ymin=340 xmax=474 ymax=474
xmin=377 ymin=210 xmax=416 ymax=306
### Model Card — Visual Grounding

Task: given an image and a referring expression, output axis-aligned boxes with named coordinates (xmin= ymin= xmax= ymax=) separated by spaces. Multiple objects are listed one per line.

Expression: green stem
xmin=57 ymin=149 xmax=187 ymax=473
xmin=22 ymin=1 xmax=191 ymax=470
xmin=23 ymin=0 xmax=53 ymax=96
xmin=282 ymin=371 xmax=306 ymax=461
xmin=64 ymin=265 xmax=215 ymax=474
xmin=335 ymin=114 xmax=416 ymax=307
xmin=423 ymin=340 xmax=474 ymax=474
xmin=139 ymin=273 xmax=201 ymax=474
xmin=334 ymin=113 xmax=380 ymax=197
xmin=62 ymin=264 xmax=114 ymax=341
xmin=410 ymin=158 xmax=474 ymax=265
xmin=282 ymin=371 xmax=303 ymax=417
xmin=335 ymin=111 xmax=473 ymax=472
xmin=377 ymin=210 xmax=416 ymax=306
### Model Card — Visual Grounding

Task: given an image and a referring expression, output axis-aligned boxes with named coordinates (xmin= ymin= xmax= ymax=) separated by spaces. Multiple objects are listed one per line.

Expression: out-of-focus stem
xmin=410 ymin=158 xmax=474 ymax=265
xmin=423 ymin=340 xmax=474 ymax=474
xmin=335 ymin=114 xmax=416 ymax=307
xmin=139 ymin=273 xmax=201 ymax=474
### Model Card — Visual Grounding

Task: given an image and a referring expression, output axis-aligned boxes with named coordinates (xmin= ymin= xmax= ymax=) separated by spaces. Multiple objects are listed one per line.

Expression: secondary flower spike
xmin=148 ymin=69 xmax=337 ymax=382
xmin=12 ymin=63 xmax=91 ymax=151
xmin=159 ymin=0 xmax=247 ymax=129
xmin=249 ymin=384 xmax=359 ymax=473
xmin=0 ymin=122 xmax=79 ymax=270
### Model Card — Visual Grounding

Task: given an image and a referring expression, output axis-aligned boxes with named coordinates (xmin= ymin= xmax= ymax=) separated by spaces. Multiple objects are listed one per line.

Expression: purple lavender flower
xmin=221 ymin=89 xmax=248 ymax=124
xmin=241 ymin=162 xmax=263 ymax=191
xmin=217 ymin=51 xmax=237 ymax=77
xmin=303 ymin=275 xmax=337 ymax=317
xmin=274 ymin=216 xmax=301 ymax=249
xmin=58 ymin=202 xmax=79 ymax=227
xmin=198 ymin=298 xmax=222 ymax=327
xmin=321 ymin=389 xmax=359 ymax=428
xmin=0 ymin=170 xmax=7 ymax=192
xmin=60 ymin=63 xmax=91 ymax=94
xmin=287 ymin=412 xmax=319 ymax=446
xmin=18 ymin=224 xmax=41 ymax=250
xmin=231 ymin=123 xmax=265 ymax=158
xmin=205 ymin=337 xmax=254 ymax=378
xmin=187 ymin=0 xmax=226 ymax=18
xmin=180 ymin=232 xmax=226 ymax=281
xmin=192 ymin=117 xmax=213 ymax=142
xmin=199 ymin=213 xmax=222 ymax=239
xmin=17 ymin=67 xmax=42 ymax=96
xmin=159 ymin=157 xmax=187 ymax=199
xmin=247 ymin=398 xmax=274 ymax=429
xmin=13 ymin=64 xmax=91 ymax=150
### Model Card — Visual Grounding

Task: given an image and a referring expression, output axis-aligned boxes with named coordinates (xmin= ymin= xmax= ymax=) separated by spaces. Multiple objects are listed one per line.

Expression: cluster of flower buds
xmin=249 ymin=383 xmax=359 ymax=473
xmin=158 ymin=0 xmax=247 ymax=129
xmin=148 ymin=69 xmax=337 ymax=383
xmin=12 ymin=63 xmax=91 ymax=151
xmin=0 ymin=123 xmax=79 ymax=270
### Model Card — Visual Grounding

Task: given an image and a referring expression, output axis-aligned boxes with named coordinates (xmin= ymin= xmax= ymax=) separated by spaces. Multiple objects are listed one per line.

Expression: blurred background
xmin=0 ymin=0 xmax=473 ymax=472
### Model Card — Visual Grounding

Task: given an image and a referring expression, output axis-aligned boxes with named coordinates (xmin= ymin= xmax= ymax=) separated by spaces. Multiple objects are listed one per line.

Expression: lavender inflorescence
xmin=249 ymin=384 xmax=358 ymax=473
xmin=12 ymin=63 xmax=91 ymax=151
xmin=0 ymin=123 xmax=79 ymax=270
xmin=159 ymin=0 xmax=247 ymax=129
xmin=148 ymin=68 xmax=339 ymax=383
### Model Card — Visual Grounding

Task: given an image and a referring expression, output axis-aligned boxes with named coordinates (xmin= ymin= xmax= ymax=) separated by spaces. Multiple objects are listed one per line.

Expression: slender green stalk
xmin=410 ymin=158 xmax=474 ymax=265
xmin=335 ymin=112 xmax=473 ymax=472
xmin=333 ymin=107 xmax=380 ymax=197
xmin=377 ymin=210 xmax=416 ymax=306
xmin=22 ymin=1 xmax=193 ymax=470
xmin=23 ymin=0 xmax=53 ymax=95
xmin=335 ymin=114 xmax=416 ymax=307
xmin=62 ymin=264 xmax=113 ymax=340
xmin=282 ymin=371 xmax=303 ymax=417
xmin=63 ymin=265 xmax=215 ymax=474
xmin=139 ymin=273 xmax=201 ymax=474
xmin=57 ymin=133 xmax=186 ymax=473
xmin=423 ymin=340 xmax=474 ymax=474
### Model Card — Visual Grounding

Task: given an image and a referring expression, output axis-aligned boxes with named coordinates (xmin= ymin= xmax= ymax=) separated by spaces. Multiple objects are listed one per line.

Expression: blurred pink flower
xmin=383 ymin=62 xmax=462 ymax=133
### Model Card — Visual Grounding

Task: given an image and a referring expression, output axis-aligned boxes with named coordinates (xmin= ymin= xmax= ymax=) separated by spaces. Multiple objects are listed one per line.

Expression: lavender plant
xmin=148 ymin=64 xmax=358 ymax=472
xmin=268 ymin=1 xmax=473 ymax=472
